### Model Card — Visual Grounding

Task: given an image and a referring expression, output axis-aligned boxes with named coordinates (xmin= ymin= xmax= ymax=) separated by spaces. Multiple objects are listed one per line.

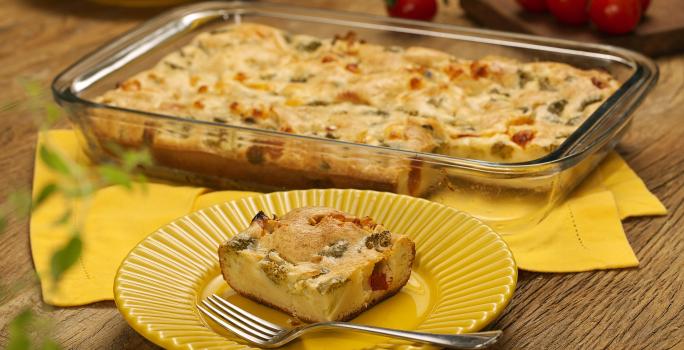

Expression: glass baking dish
xmin=51 ymin=1 xmax=657 ymax=234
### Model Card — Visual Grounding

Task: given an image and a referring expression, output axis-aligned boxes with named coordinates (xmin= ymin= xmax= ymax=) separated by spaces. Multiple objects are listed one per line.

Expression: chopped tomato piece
xmin=370 ymin=263 xmax=389 ymax=291
xmin=511 ymin=130 xmax=535 ymax=147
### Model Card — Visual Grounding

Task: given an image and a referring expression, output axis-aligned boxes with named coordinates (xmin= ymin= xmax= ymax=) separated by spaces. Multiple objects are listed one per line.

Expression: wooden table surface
xmin=1 ymin=1 xmax=682 ymax=349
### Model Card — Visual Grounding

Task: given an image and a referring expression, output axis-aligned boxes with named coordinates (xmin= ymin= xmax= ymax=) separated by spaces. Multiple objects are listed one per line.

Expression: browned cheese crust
xmin=218 ymin=207 xmax=416 ymax=322
xmin=92 ymin=23 xmax=619 ymax=195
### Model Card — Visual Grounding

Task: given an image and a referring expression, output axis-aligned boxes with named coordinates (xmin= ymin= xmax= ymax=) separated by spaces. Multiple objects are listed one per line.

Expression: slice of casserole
xmin=218 ymin=207 xmax=416 ymax=323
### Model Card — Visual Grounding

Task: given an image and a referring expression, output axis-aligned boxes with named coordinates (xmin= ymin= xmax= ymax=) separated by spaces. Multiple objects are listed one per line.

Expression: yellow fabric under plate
xmin=30 ymin=130 xmax=666 ymax=306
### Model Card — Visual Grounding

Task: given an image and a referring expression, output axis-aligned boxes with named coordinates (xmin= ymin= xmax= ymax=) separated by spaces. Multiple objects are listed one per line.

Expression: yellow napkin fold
xmin=31 ymin=132 xmax=209 ymax=305
xmin=30 ymin=130 xmax=666 ymax=306
xmin=432 ymin=151 xmax=667 ymax=273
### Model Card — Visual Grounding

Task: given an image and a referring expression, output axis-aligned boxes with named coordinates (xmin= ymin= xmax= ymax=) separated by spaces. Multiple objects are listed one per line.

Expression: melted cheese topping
xmin=219 ymin=207 xmax=415 ymax=321
xmin=98 ymin=23 xmax=619 ymax=162
xmin=229 ymin=207 xmax=401 ymax=286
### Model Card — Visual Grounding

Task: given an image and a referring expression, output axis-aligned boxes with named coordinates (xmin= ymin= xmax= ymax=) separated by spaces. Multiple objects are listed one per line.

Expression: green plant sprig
xmin=2 ymin=80 xmax=153 ymax=350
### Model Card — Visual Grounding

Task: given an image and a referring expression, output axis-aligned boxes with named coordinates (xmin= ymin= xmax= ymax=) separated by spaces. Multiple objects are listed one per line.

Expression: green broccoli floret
xmin=258 ymin=251 xmax=289 ymax=284
xmin=316 ymin=276 xmax=348 ymax=294
xmin=227 ymin=233 xmax=256 ymax=251
xmin=365 ymin=231 xmax=391 ymax=250
xmin=319 ymin=240 xmax=349 ymax=258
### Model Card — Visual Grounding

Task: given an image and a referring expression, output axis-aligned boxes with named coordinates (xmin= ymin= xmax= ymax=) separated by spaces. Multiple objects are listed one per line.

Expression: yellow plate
xmin=114 ymin=189 xmax=517 ymax=349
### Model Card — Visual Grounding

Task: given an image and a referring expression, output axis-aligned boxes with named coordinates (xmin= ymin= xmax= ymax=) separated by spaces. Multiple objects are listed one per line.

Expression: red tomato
xmin=516 ymin=0 xmax=549 ymax=12
xmin=547 ymin=0 xmax=590 ymax=25
xmin=589 ymin=0 xmax=642 ymax=34
xmin=386 ymin=0 xmax=438 ymax=21
xmin=641 ymin=0 xmax=651 ymax=12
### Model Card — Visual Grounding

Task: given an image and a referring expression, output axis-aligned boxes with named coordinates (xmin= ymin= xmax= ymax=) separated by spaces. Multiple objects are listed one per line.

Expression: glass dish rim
xmin=51 ymin=0 xmax=659 ymax=176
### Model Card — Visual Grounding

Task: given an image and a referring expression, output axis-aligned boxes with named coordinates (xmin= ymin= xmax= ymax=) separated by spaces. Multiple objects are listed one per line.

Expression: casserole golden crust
xmin=93 ymin=23 xmax=618 ymax=195
xmin=218 ymin=207 xmax=416 ymax=323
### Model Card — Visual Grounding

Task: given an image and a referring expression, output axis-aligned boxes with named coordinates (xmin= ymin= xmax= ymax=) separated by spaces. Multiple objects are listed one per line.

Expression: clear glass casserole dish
xmin=51 ymin=1 xmax=657 ymax=234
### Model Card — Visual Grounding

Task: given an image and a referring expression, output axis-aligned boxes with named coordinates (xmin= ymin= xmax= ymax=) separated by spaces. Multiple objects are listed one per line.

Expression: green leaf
xmin=10 ymin=309 xmax=32 ymax=327
xmin=135 ymin=173 xmax=148 ymax=185
xmin=39 ymin=145 xmax=71 ymax=175
xmin=6 ymin=309 xmax=33 ymax=350
xmin=41 ymin=339 xmax=62 ymax=350
xmin=21 ymin=79 xmax=43 ymax=99
xmin=44 ymin=104 xmax=62 ymax=126
xmin=50 ymin=235 xmax=82 ymax=282
xmin=135 ymin=173 xmax=148 ymax=183
xmin=122 ymin=149 xmax=153 ymax=170
xmin=52 ymin=208 xmax=72 ymax=226
xmin=9 ymin=190 xmax=32 ymax=218
xmin=61 ymin=182 xmax=95 ymax=199
xmin=33 ymin=183 xmax=58 ymax=211
xmin=98 ymin=164 xmax=133 ymax=189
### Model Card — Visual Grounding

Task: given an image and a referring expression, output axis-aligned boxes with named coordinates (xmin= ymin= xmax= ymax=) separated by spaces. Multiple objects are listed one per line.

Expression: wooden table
xmin=1 ymin=1 xmax=682 ymax=349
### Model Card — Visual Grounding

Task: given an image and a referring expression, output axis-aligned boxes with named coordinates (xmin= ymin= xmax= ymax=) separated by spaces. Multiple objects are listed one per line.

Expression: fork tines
xmin=198 ymin=294 xmax=284 ymax=344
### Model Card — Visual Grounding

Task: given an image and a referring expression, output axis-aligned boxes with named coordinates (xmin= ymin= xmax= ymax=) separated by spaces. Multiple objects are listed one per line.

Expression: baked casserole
xmin=94 ymin=23 xmax=618 ymax=196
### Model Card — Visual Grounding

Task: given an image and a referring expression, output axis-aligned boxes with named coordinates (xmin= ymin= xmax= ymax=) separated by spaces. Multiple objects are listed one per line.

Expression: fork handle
xmin=308 ymin=322 xmax=501 ymax=349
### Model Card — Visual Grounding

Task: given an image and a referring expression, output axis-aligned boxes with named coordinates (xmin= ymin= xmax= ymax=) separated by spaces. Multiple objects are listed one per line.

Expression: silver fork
xmin=198 ymin=294 xmax=501 ymax=349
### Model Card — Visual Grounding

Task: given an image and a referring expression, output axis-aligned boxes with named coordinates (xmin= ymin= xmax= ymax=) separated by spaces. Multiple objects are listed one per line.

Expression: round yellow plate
xmin=114 ymin=189 xmax=517 ymax=349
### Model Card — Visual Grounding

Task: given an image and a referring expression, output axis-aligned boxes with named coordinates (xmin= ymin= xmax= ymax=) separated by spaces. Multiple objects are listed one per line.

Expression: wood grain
xmin=0 ymin=1 xmax=682 ymax=349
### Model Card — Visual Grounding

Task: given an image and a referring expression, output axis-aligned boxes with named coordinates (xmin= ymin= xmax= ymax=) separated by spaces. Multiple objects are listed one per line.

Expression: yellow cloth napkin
xmin=30 ymin=130 xmax=666 ymax=306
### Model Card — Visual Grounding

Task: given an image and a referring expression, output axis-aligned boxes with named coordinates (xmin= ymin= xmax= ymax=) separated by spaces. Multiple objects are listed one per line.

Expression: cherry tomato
xmin=516 ymin=0 xmax=549 ymax=12
xmin=546 ymin=0 xmax=590 ymax=25
xmin=641 ymin=0 xmax=651 ymax=12
xmin=386 ymin=0 xmax=438 ymax=21
xmin=589 ymin=0 xmax=642 ymax=34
